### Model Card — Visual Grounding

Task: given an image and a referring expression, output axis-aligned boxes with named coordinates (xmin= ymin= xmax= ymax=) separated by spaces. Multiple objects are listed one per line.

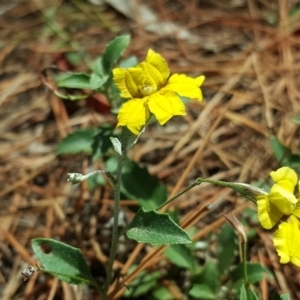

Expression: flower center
xmin=142 ymin=85 xmax=156 ymax=96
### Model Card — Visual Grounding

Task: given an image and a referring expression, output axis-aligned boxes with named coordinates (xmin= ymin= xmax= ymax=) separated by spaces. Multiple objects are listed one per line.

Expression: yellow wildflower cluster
xmin=257 ymin=167 xmax=300 ymax=266
xmin=113 ymin=49 xmax=205 ymax=135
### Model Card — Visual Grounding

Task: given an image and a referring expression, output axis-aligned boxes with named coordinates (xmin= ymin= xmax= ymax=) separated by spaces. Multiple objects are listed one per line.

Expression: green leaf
xmin=54 ymin=90 xmax=88 ymax=101
xmin=55 ymin=73 xmax=91 ymax=89
xmin=240 ymin=284 xmax=259 ymax=300
xmin=152 ymin=286 xmax=174 ymax=300
xmin=189 ymin=284 xmax=216 ymax=299
xmin=56 ymin=128 xmax=98 ymax=155
xmin=164 ymin=244 xmax=197 ymax=272
xmin=90 ymin=73 xmax=109 ymax=90
xmin=195 ymin=178 xmax=264 ymax=203
xmin=101 ymin=35 xmax=130 ymax=74
xmin=124 ymin=269 xmax=161 ymax=298
xmin=271 ymin=292 xmax=291 ymax=300
xmin=126 ymin=208 xmax=191 ymax=245
xmin=91 ymin=124 xmax=115 ymax=161
xmin=119 ymin=56 xmax=138 ymax=68
xmin=110 ymin=137 xmax=122 ymax=156
xmin=217 ymin=222 xmax=237 ymax=275
xmin=121 ymin=159 xmax=167 ymax=210
xmin=31 ymin=238 xmax=97 ymax=286
xmin=270 ymin=135 xmax=300 ymax=169
xmin=193 ymin=260 xmax=219 ymax=292
xmin=232 ymin=263 xmax=273 ymax=289
xmin=240 ymin=284 xmax=247 ymax=300
xmin=279 ymin=294 xmax=291 ymax=300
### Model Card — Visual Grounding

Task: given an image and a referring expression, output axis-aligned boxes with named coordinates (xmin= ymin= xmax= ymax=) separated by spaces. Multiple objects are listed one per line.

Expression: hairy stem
xmin=103 ymin=154 xmax=125 ymax=298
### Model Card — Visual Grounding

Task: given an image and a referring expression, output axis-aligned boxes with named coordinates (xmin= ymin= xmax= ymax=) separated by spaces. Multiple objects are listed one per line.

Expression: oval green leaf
xmin=102 ymin=35 xmax=130 ymax=74
xmin=126 ymin=208 xmax=191 ymax=245
xmin=56 ymin=73 xmax=91 ymax=89
xmin=121 ymin=159 xmax=167 ymax=210
xmin=56 ymin=128 xmax=98 ymax=155
xmin=164 ymin=244 xmax=197 ymax=271
xmin=188 ymin=284 xmax=216 ymax=299
xmin=90 ymin=73 xmax=109 ymax=90
xmin=31 ymin=238 xmax=97 ymax=287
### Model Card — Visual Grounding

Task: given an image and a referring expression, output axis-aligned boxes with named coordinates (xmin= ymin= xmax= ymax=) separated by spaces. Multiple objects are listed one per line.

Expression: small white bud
xmin=67 ymin=173 xmax=85 ymax=184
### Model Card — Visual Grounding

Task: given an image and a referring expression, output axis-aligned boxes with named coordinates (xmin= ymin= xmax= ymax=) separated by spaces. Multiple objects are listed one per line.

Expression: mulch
xmin=1 ymin=0 xmax=300 ymax=299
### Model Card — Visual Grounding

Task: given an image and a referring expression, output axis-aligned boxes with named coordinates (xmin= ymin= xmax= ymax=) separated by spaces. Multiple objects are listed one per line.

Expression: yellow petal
xmin=148 ymin=92 xmax=186 ymax=125
xmin=257 ymin=195 xmax=283 ymax=229
xmin=268 ymin=191 xmax=295 ymax=215
xmin=270 ymin=167 xmax=297 ymax=193
xmin=113 ymin=68 xmax=133 ymax=98
xmin=117 ymin=98 xmax=150 ymax=135
xmin=126 ymin=67 xmax=145 ymax=97
xmin=145 ymin=49 xmax=170 ymax=83
xmin=270 ymin=184 xmax=298 ymax=204
xmin=163 ymin=74 xmax=205 ymax=101
xmin=130 ymin=63 xmax=158 ymax=96
xmin=273 ymin=215 xmax=300 ymax=266
xmin=292 ymin=201 xmax=300 ymax=218
xmin=140 ymin=62 xmax=165 ymax=90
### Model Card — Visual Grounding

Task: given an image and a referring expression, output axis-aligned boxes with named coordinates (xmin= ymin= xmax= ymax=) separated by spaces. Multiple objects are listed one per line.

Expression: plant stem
xmin=103 ymin=154 xmax=125 ymax=298
xmin=156 ymin=179 xmax=201 ymax=211
xmin=241 ymin=239 xmax=251 ymax=298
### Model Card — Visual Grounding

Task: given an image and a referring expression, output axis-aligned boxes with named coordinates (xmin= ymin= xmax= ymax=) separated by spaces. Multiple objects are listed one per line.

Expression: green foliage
xmin=231 ymin=263 xmax=273 ymax=289
xmin=56 ymin=73 xmax=91 ymax=90
xmin=119 ymin=56 xmax=138 ymax=68
xmin=164 ymin=244 xmax=198 ymax=272
xmin=217 ymin=222 xmax=236 ymax=275
xmin=121 ymin=159 xmax=167 ymax=210
xmin=90 ymin=73 xmax=109 ymax=90
xmin=110 ymin=137 xmax=122 ymax=156
xmin=55 ymin=35 xmax=131 ymax=96
xmin=272 ymin=292 xmax=291 ymax=300
xmin=31 ymin=238 xmax=97 ymax=287
xmin=152 ymin=286 xmax=174 ymax=300
xmin=100 ymin=35 xmax=131 ymax=74
xmin=189 ymin=284 xmax=216 ymax=299
xmin=124 ymin=269 xmax=161 ymax=298
xmin=270 ymin=135 xmax=300 ymax=169
xmin=126 ymin=208 xmax=191 ymax=245
xmin=240 ymin=284 xmax=259 ymax=300
xmin=104 ymin=156 xmax=167 ymax=208
xmin=56 ymin=128 xmax=99 ymax=155
xmin=91 ymin=124 xmax=115 ymax=161
xmin=193 ymin=260 xmax=219 ymax=295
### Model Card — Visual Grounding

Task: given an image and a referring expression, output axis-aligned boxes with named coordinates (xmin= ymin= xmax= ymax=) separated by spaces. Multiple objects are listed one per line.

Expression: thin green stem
xmin=241 ymin=239 xmax=251 ymax=298
xmin=103 ymin=154 xmax=125 ymax=298
xmin=156 ymin=179 xmax=201 ymax=211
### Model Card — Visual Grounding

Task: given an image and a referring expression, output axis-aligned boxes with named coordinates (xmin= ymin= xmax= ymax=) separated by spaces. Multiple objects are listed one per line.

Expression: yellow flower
xmin=273 ymin=215 xmax=300 ymax=266
xmin=113 ymin=49 xmax=205 ymax=135
xmin=257 ymin=167 xmax=300 ymax=229
xmin=256 ymin=166 xmax=300 ymax=267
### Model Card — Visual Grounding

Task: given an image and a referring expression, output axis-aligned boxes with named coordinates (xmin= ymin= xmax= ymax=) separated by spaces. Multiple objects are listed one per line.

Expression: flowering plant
xmin=28 ymin=35 xmax=293 ymax=300
xmin=113 ymin=49 xmax=205 ymax=134
xmin=257 ymin=167 xmax=300 ymax=266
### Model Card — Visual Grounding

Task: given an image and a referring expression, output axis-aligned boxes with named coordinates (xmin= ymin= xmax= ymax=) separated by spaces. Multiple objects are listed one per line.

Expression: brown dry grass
xmin=1 ymin=0 xmax=300 ymax=299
